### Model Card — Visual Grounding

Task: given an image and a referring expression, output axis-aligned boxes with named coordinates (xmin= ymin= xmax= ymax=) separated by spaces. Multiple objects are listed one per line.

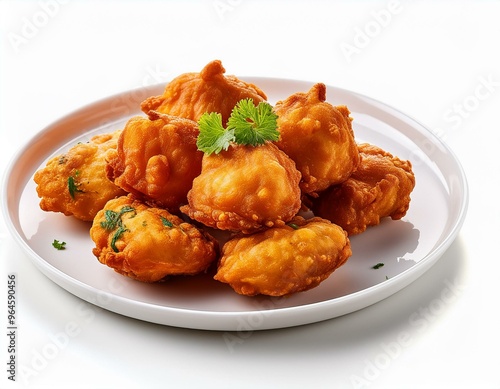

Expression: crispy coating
xmin=311 ymin=143 xmax=416 ymax=235
xmin=214 ymin=216 xmax=352 ymax=296
xmin=106 ymin=111 xmax=203 ymax=211
xmin=180 ymin=143 xmax=302 ymax=233
xmin=34 ymin=130 xmax=126 ymax=221
xmin=274 ymin=83 xmax=359 ymax=194
xmin=140 ymin=60 xmax=267 ymax=124
xmin=90 ymin=195 xmax=219 ymax=283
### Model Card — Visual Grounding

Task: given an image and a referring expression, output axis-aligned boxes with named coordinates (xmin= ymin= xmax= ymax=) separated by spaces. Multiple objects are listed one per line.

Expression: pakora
xmin=274 ymin=83 xmax=359 ymax=194
xmin=311 ymin=143 xmax=415 ymax=235
xmin=214 ymin=216 xmax=352 ymax=296
xmin=90 ymin=195 xmax=219 ymax=283
xmin=34 ymin=130 xmax=126 ymax=221
xmin=106 ymin=111 xmax=203 ymax=211
xmin=140 ymin=59 xmax=267 ymax=124
xmin=180 ymin=142 xmax=302 ymax=233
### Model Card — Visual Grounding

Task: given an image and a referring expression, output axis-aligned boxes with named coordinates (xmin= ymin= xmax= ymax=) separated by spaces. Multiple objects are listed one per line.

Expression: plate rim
xmin=1 ymin=77 xmax=469 ymax=331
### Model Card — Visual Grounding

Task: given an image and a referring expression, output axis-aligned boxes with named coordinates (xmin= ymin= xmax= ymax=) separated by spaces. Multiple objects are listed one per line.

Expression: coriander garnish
xmin=196 ymin=99 xmax=279 ymax=155
xmin=68 ymin=172 xmax=84 ymax=199
xmin=52 ymin=239 xmax=66 ymax=250
xmin=372 ymin=262 xmax=385 ymax=269
xmin=160 ymin=216 xmax=173 ymax=227
xmin=99 ymin=206 xmax=136 ymax=252
xmin=110 ymin=225 xmax=129 ymax=253
xmin=100 ymin=206 xmax=136 ymax=230
xmin=196 ymin=112 xmax=235 ymax=155
xmin=227 ymin=99 xmax=279 ymax=146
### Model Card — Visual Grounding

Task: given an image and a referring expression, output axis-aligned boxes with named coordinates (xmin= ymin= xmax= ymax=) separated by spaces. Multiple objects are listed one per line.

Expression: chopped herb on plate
xmin=52 ymin=239 xmax=66 ymax=250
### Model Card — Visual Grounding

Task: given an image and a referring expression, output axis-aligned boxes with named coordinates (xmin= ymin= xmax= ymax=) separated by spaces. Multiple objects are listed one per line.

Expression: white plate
xmin=2 ymin=78 xmax=468 ymax=331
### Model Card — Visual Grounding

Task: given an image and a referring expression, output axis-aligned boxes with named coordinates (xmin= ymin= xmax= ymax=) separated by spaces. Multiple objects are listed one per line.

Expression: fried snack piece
xmin=180 ymin=143 xmax=302 ymax=233
xmin=106 ymin=111 xmax=203 ymax=211
xmin=90 ymin=195 xmax=218 ymax=283
xmin=34 ymin=130 xmax=126 ymax=221
xmin=214 ymin=216 xmax=351 ymax=296
xmin=311 ymin=143 xmax=415 ymax=235
xmin=274 ymin=83 xmax=359 ymax=194
xmin=141 ymin=60 xmax=267 ymax=124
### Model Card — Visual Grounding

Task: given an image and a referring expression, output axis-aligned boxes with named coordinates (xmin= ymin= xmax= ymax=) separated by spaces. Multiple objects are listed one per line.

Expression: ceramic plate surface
xmin=2 ymin=78 xmax=468 ymax=330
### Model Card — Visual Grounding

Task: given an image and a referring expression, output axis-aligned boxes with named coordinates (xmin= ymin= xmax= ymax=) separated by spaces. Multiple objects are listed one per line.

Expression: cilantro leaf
xmin=100 ymin=206 xmax=136 ymax=230
xmin=100 ymin=210 xmax=121 ymax=230
xmin=160 ymin=216 xmax=173 ymax=227
xmin=196 ymin=112 xmax=235 ymax=154
xmin=227 ymin=99 xmax=279 ymax=146
xmin=111 ymin=225 xmax=128 ymax=253
xmin=52 ymin=239 xmax=66 ymax=250
xmin=68 ymin=175 xmax=83 ymax=199
xmin=372 ymin=262 xmax=385 ymax=269
xmin=99 ymin=206 xmax=136 ymax=252
xmin=196 ymin=99 xmax=279 ymax=155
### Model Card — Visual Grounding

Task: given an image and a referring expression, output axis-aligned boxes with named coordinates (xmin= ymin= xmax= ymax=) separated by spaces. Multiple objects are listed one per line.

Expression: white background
xmin=1 ymin=1 xmax=499 ymax=388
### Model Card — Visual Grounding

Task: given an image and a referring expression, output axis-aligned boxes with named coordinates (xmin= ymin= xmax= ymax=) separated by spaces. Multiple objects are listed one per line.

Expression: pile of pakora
xmin=34 ymin=59 xmax=415 ymax=297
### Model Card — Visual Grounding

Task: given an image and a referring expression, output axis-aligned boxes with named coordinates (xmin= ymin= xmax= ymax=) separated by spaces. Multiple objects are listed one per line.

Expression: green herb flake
xmin=99 ymin=206 xmax=136 ymax=252
xmin=67 ymin=176 xmax=83 ymax=199
xmin=160 ymin=216 xmax=173 ymax=228
xmin=111 ymin=225 xmax=128 ymax=253
xmin=372 ymin=262 xmax=385 ymax=270
xmin=100 ymin=206 xmax=136 ymax=230
xmin=52 ymin=239 xmax=66 ymax=250
xmin=100 ymin=210 xmax=120 ymax=230
xmin=287 ymin=223 xmax=299 ymax=230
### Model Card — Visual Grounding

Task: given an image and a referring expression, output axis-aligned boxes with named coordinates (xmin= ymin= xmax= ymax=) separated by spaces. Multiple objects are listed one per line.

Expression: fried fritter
xmin=90 ymin=195 xmax=218 ymax=283
xmin=274 ymin=83 xmax=359 ymax=194
xmin=34 ymin=130 xmax=126 ymax=221
xmin=140 ymin=60 xmax=267 ymax=124
xmin=180 ymin=143 xmax=302 ymax=233
xmin=311 ymin=143 xmax=415 ymax=235
xmin=214 ymin=216 xmax=351 ymax=296
xmin=106 ymin=111 xmax=203 ymax=211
